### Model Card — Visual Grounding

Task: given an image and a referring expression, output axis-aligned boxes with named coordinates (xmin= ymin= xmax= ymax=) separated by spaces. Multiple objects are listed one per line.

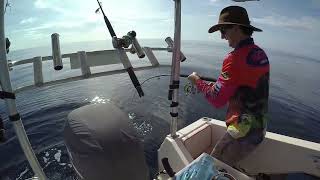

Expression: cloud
xmin=19 ymin=12 xmax=170 ymax=33
xmin=14 ymin=20 xmax=97 ymax=34
xmin=24 ymin=30 xmax=46 ymax=40
xmin=34 ymin=0 xmax=48 ymax=9
xmin=34 ymin=0 xmax=66 ymax=14
xmin=32 ymin=0 xmax=170 ymax=27
xmin=13 ymin=11 xmax=171 ymax=41
xmin=20 ymin=17 xmax=37 ymax=24
xmin=209 ymin=0 xmax=224 ymax=6
xmin=12 ymin=0 xmax=172 ymax=44
xmin=252 ymin=14 xmax=320 ymax=31
xmin=30 ymin=0 xmax=104 ymax=34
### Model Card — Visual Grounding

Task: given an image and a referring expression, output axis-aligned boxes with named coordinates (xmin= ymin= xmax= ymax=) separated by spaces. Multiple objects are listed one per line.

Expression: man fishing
xmin=188 ymin=6 xmax=270 ymax=167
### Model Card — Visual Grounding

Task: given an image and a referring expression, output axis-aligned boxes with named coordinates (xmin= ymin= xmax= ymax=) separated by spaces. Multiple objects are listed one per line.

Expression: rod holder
xmin=143 ymin=47 xmax=159 ymax=67
xmin=165 ymin=37 xmax=186 ymax=62
xmin=51 ymin=33 xmax=63 ymax=70
xmin=78 ymin=51 xmax=91 ymax=78
xmin=33 ymin=56 xmax=44 ymax=86
xmin=128 ymin=31 xmax=145 ymax=58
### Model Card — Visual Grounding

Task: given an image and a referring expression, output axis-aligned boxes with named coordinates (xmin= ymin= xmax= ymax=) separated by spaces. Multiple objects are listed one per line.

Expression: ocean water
xmin=0 ymin=39 xmax=319 ymax=179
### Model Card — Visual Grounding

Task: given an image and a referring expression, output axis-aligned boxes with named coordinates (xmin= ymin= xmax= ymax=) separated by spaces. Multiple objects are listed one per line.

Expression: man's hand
xmin=187 ymin=72 xmax=200 ymax=85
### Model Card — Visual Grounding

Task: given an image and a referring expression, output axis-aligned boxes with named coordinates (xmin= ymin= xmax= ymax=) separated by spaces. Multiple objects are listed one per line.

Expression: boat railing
xmin=8 ymin=36 xmax=173 ymax=93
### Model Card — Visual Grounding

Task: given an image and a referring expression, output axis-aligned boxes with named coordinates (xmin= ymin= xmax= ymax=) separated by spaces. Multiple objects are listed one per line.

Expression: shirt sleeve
xmin=196 ymin=56 xmax=238 ymax=108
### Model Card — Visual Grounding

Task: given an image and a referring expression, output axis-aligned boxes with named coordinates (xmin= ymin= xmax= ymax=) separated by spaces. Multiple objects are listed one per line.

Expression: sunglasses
xmin=220 ymin=25 xmax=233 ymax=35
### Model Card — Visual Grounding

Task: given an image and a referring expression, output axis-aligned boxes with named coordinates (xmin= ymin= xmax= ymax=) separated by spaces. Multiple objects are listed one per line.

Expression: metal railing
xmin=8 ymin=37 xmax=173 ymax=93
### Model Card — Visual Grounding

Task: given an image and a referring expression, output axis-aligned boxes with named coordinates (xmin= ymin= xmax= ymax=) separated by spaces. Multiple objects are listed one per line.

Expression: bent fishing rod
xmin=140 ymin=74 xmax=216 ymax=86
xmin=180 ymin=74 xmax=216 ymax=82
xmin=95 ymin=0 xmax=144 ymax=97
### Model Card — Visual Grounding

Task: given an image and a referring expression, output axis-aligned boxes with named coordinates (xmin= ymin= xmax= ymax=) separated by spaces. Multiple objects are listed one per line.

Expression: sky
xmin=4 ymin=0 xmax=320 ymax=59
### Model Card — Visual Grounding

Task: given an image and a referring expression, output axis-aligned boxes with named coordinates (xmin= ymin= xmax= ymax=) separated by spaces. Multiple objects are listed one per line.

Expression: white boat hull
xmin=158 ymin=118 xmax=320 ymax=179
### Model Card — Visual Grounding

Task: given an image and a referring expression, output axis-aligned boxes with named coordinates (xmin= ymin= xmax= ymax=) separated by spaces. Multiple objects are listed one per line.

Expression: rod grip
xmin=127 ymin=67 xmax=144 ymax=97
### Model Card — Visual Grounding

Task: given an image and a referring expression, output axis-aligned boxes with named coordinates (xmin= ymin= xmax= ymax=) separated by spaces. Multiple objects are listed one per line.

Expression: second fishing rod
xmin=95 ymin=0 xmax=145 ymax=97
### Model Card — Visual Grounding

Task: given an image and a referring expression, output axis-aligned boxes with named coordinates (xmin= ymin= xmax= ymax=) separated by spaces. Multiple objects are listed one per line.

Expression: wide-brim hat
xmin=208 ymin=6 xmax=262 ymax=33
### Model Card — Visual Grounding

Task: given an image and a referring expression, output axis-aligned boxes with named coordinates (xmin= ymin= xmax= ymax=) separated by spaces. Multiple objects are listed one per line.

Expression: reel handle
xmin=180 ymin=74 xmax=216 ymax=82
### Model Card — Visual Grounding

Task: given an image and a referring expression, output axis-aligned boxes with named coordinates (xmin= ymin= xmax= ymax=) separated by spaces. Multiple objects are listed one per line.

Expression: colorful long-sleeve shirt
xmin=196 ymin=38 xmax=270 ymax=139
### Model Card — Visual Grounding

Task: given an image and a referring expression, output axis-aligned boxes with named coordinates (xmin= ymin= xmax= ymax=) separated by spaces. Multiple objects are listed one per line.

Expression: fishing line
xmin=131 ymin=72 xmax=217 ymax=100
xmin=130 ymin=73 xmax=196 ymax=103
xmin=129 ymin=74 xmax=168 ymax=104
xmin=140 ymin=74 xmax=170 ymax=86
xmin=129 ymin=70 xmax=217 ymax=106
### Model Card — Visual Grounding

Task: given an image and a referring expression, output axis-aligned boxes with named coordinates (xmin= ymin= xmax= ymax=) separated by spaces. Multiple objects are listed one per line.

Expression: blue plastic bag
xmin=176 ymin=154 xmax=218 ymax=180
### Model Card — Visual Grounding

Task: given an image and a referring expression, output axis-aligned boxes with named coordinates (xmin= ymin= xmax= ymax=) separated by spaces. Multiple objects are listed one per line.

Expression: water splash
xmin=128 ymin=112 xmax=136 ymax=120
xmin=90 ymin=96 xmax=110 ymax=104
xmin=54 ymin=150 xmax=62 ymax=163
xmin=5 ymin=146 xmax=78 ymax=180
xmin=133 ymin=121 xmax=153 ymax=137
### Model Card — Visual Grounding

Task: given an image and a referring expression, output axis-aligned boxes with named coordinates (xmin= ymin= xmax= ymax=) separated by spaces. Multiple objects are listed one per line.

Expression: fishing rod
xmin=96 ymin=0 xmax=116 ymax=37
xmin=180 ymin=74 xmax=216 ymax=82
xmin=95 ymin=0 xmax=145 ymax=97
xmin=140 ymin=74 xmax=216 ymax=86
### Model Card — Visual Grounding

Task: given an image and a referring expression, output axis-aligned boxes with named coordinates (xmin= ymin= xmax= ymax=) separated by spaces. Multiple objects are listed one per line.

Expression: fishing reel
xmin=184 ymin=82 xmax=197 ymax=96
xmin=112 ymin=31 xmax=145 ymax=58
